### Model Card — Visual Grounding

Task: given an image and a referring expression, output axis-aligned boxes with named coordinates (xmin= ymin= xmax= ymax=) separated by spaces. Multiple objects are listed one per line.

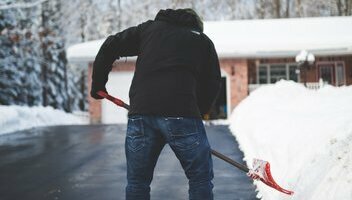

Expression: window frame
xmin=316 ymin=61 xmax=346 ymax=86
xmin=256 ymin=63 xmax=300 ymax=84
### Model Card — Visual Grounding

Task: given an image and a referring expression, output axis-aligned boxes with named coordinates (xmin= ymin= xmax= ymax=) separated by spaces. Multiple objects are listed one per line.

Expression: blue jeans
xmin=125 ymin=115 xmax=214 ymax=200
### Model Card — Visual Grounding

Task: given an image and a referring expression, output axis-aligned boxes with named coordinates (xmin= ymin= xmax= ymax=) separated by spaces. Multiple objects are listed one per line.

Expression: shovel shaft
xmin=97 ymin=91 xmax=250 ymax=173
xmin=211 ymin=149 xmax=249 ymax=173
xmin=97 ymin=91 xmax=130 ymax=110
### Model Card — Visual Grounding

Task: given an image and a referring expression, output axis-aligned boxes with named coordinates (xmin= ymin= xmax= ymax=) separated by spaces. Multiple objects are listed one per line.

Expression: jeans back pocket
xmin=126 ymin=117 xmax=145 ymax=152
xmin=166 ymin=117 xmax=200 ymax=151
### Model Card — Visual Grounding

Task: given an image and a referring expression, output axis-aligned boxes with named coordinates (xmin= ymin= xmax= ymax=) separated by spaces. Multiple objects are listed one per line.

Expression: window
xmin=336 ymin=63 xmax=345 ymax=86
xmin=270 ymin=65 xmax=286 ymax=83
xmin=257 ymin=63 xmax=299 ymax=84
xmin=317 ymin=61 xmax=346 ymax=86
xmin=289 ymin=65 xmax=299 ymax=82
xmin=259 ymin=65 xmax=268 ymax=84
xmin=319 ymin=64 xmax=334 ymax=84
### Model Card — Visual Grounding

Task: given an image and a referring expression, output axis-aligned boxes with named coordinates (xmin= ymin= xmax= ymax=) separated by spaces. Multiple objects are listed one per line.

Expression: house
xmin=67 ymin=16 xmax=352 ymax=123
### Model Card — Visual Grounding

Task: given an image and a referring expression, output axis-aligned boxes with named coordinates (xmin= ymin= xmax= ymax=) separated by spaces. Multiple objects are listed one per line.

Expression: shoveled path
xmin=0 ymin=124 xmax=258 ymax=200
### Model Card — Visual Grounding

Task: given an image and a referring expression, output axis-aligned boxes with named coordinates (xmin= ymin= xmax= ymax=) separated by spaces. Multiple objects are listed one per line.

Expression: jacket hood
xmin=155 ymin=9 xmax=204 ymax=32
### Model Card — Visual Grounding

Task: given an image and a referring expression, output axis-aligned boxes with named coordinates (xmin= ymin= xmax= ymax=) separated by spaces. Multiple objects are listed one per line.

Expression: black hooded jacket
xmin=91 ymin=9 xmax=221 ymax=118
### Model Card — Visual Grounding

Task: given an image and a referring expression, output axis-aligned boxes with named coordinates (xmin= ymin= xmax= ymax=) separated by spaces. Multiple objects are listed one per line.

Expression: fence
xmin=305 ymin=79 xmax=327 ymax=90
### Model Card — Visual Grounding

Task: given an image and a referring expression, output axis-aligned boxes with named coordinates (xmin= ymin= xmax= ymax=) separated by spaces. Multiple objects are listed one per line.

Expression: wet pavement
xmin=0 ymin=124 xmax=258 ymax=200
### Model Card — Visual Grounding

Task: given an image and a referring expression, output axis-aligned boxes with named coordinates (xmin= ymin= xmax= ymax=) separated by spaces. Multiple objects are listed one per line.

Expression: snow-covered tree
xmin=0 ymin=2 xmax=42 ymax=106
xmin=330 ymin=0 xmax=352 ymax=16
xmin=40 ymin=0 xmax=85 ymax=112
xmin=103 ymin=0 xmax=119 ymax=34
xmin=295 ymin=0 xmax=304 ymax=17
xmin=255 ymin=0 xmax=272 ymax=19
xmin=0 ymin=0 xmax=86 ymax=111
xmin=224 ymin=0 xmax=238 ymax=19
xmin=40 ymin=0 xmax=68 ymax=110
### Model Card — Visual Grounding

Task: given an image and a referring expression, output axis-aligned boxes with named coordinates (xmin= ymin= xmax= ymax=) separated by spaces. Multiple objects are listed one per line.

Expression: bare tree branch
xmin=285 ymin=0 xmax=291 ymax=17
xmin=273 ymin=0 xmax=281 ymax=18
xmin=295 ymin=0 xmax=303 ymax=17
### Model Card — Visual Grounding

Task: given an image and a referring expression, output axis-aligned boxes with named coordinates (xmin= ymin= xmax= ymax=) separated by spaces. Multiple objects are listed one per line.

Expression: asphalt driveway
xmin=0 ymin=124 xmax=258 ymax=200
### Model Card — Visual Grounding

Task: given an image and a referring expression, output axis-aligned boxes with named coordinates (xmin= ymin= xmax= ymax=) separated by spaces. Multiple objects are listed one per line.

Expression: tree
xmin=170 ymin=0 xmax=193 ymax=9
xmin=225 ymin=0 xmax=238 ymax=20
xmin=0 ymin=1 xmax=42 ymax=106
xmin=255 ymin=0 xmax=269 ymax=19
xmin=273 ymin=0 xmax=281 ymax=18
xmin=285 ymin=0 xmax=291 ymax=17
xmin=40 ymin=0 xmax=85 ymax=112
xmin=335 ymin=0 xmax=352 ymax=15
xmin=104 ymin=0 xmax=119 ymax=34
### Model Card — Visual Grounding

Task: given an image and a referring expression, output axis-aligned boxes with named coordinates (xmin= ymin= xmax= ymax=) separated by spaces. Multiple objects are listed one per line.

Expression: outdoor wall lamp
xmin=296 ymin=50 xmax=315 ymax=86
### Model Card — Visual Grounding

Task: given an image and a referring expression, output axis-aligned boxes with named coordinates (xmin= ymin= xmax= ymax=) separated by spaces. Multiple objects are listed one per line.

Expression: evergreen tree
xmin=40 ymin=0 xmax=82 ymax=112
xmin=0 ymin=3 xmax=42 ymax=106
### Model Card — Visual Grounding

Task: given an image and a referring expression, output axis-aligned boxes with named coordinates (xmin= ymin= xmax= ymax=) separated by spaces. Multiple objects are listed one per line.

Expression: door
xmin=208 ymin=77 xmax=228 ymax=120
xmin=335 ymin=63 xmax=346 ymax=86
xmin=318 ymin=64 xmax=334 ymax=85
xmin=102 ymin=72 xmax=134 ymax=124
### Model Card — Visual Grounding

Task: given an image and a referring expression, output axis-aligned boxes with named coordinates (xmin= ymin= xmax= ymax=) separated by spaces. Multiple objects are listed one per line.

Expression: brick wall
xmin=88 ymin=62 xmax=101 ymax=123
xmin=111 ymin=60 xmax=136 ymax=72
xmin=219 ymin=58 xmax=249 ymax=111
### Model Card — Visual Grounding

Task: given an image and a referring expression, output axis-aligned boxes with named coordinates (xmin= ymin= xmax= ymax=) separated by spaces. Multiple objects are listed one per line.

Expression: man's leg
xmin=125 ymin=115 xmax=165 ymax=200
xmin=163 ymin=117 xmax=214 ymax=200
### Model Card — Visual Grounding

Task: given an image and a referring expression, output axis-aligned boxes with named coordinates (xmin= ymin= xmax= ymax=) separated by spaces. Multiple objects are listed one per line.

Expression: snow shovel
xmin=97 ymin=91 xmax=294 ymax=195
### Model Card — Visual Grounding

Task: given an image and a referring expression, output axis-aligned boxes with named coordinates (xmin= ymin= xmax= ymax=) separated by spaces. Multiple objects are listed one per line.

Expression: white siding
xmin=102 ymin=72 xmax=133 ymax=124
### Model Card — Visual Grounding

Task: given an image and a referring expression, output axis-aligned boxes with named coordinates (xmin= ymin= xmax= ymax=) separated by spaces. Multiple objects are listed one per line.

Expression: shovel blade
xmin=248 ymin=159 xmax=294 ymax=195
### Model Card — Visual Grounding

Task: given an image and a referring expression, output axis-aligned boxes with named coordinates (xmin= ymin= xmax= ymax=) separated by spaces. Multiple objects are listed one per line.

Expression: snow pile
xmin=230 ymin=80 xmax=352 ymax=200
xmin=0 ymin=105 xmax=88 ymax=135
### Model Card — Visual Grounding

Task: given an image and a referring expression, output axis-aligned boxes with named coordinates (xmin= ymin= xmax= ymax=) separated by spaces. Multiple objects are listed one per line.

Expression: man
xmin=91 ymin=8 xmax=221 ymax=200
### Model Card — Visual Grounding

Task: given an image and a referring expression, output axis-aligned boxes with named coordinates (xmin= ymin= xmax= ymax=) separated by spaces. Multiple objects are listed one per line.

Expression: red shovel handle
xmin=96 ymin=91 xmax=130 ymax=110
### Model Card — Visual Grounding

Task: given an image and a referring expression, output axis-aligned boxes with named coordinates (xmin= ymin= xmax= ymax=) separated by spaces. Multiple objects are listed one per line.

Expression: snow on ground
xmin=230 ymin=80 xmax=352 ymax=200
xmin=205 ymin=119 xmax=230 ymax=125
xmin=0 ymin=105 xmax=88 ymax=135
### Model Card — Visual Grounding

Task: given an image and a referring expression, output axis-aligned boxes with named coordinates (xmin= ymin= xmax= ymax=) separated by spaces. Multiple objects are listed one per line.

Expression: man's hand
xmin=90 ymin=88 xmax=107 ymax=99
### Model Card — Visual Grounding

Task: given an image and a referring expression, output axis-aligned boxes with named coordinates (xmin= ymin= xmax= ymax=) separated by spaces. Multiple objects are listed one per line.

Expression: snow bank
xmin=230 ymin=80 xmax=352 ymax=200
xmin=0 ymin=105 xmax=88 ymax=135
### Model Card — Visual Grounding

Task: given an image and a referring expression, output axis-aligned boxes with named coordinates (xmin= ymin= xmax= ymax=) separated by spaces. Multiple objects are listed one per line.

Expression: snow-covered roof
xmin=67 ymin=16 xmax=352 ymax=61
